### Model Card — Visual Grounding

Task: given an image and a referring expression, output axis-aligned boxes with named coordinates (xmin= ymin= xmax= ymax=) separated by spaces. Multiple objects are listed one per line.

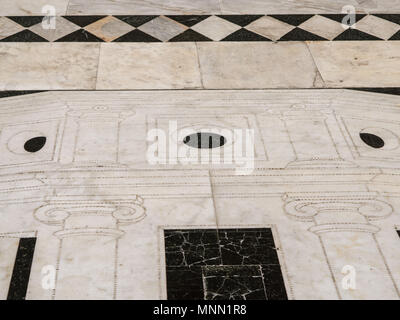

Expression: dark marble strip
xmin=1 ymin=89 xmax=399 ymax=98
xmin=348 ymin=88 xmax=400 ymax=96
xmin=7 ymin=238 xmax=37 ymax=300
xmin=0 ymin=91 xmax=46 ymax=98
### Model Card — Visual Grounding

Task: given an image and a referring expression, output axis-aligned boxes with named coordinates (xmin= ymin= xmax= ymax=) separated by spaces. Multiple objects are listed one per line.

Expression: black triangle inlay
xmin=349 ymin=87 xmax=400 ymax=96
xmin=279 ymin=27 xmax=327 ymax=41
xmin=269 ymin=14 xmax=314 ymax=26
xmin=221 ymin=28 xmax=271 ymax=41
xmin=389 ymin=30 xmax=400 ymax=40
xmin=55 ymin=29 xmax=104 ymax=42
xmin=0 ymin=30 xmax=48 ymax=42
xmin=217 ymin=15 xmax=264 ymax=27
xmin=63 ymin=15 xmax=107 ymax=27
xmin=7 ymin=16 xmax=44 ymax=27
xmin=114 ymin=15 xmax=157 ymax=27
xmin=334 ymin=28 xmax=381 ymax=40
xmin=321 ymin=14 xmax=367 ymax=25
xmin=166 ymin=15 xmax=210 ymax=27
xmin=169 ymin=29 xmax=212 ymax=42
xmin=373 ymin=14 xmax=400 ymax=26
xmin=113 ymin=29 xmax=161 ymax=42
xmin=0 ymin=91 xmax=46 ymax=99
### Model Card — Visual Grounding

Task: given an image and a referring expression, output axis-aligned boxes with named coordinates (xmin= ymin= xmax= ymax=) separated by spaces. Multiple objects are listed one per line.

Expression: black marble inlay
xmin=169 ymin=29 xmax=212 ymax=42
xmin=218 ymin=228 xmax=280 ymax=265
xmin=56 ymin=29 xmax=104 ymax=42
xmin=114 ymin=15 xmax=157 ymax=27
xmin=63 ymin=15 xmax=106 ymax=27
xmin=261 ymin=265 xmax=288 ymax=300
xmin=221 ymin=28 xmax=271 ymax=41
xmin=7 ymin=238 xmax=36 ymax=300
xmin=389 ymin=30 xmax=400 ymax=40
xmin=218 ymin=15 xmax=264 ymax=27
xmin=334 ymin=28 xmax=381 ymax=40
xmin=349 ymin=87 xmax=400 ymax=96
xmin=164 ymin=228 xmax=287 ymax=300
xmin=360 ymin=132 xmax=385 ymax=149
xmin=0 ymin=91 xmax=45 ymax=99
xmin=1 ymin=30 xmax=48 ymax=42
xmin=321 ymin=14 xmax=367 ymax=25
xmin=113 ymin=29 xmax=161 ymax=42
xmin=203 ymin=265 xmax=267 ymax=300
xmin=1 ymin=15 xmax=399 ymax=42
xmin=166 ymin=267 xmax=205 ymax=300
xmin=167 ymin=15 xmax=210 ymax=27
xmin=373 ymin=14 xmax=400 ymax=25
xmin=165 ymin=229 xmax=221 ymax=267
xmin=24 ymin=136 xmax=47 ymax=153
xmin=269 ymin=14 xmax=313 ymax=26
xmin=183 ymin=132 xmax=226 ymax=149
xmin=279 ymin=27 xmax=327 ymax=41
xmin=7 ymin=16 xmax=44 ymax=27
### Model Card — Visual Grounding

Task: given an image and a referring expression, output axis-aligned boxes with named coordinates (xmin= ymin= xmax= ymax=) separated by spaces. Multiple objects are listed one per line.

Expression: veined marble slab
xmin=0 ymin=43 xmax=100 ymax=90
xmin=67 ymin=0 xmax=221 ymax=15
xmin=96 ymin=43 xmax=202 ymax=89
xmin=1 ymin=41 xmax=399 ymax=90
xmin=220 ymin=0 xmax=400 ymax=14
xmin=0 ymin=0 xmax=70 ymax=16
xmin=2 ymin=0 xmax=400 ymax=15
xmin=308 ymin=41 xmax=400 ymax=87
xmin=197 ymin=42 xmax=321 ymax=89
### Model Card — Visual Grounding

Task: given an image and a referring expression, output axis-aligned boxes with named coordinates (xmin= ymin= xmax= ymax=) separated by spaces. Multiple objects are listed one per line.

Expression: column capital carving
xmin=34 ymin=195 xmax=146 ymax=226
xmin=283 ymin=192 xmax=392 ymax=234
xmin=67 ymin=107 xmax=135 ymax=121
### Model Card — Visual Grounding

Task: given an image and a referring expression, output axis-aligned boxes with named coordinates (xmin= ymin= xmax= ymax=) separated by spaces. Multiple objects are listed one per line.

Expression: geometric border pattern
xmin=0 ymin=14 xmax=399 ymax=42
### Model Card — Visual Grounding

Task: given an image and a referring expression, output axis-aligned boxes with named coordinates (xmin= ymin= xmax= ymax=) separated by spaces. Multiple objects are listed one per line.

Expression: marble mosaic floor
xmin=1 ymin=0 xmax=400 ymax=301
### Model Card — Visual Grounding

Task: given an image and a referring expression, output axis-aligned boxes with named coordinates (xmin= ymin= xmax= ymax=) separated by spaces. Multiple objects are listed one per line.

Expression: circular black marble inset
xmin=359 ymin=132 xmax=384 ymax=149
xmin=24 ymin=136 xmax=47 ymax=153
xmin=184 ymin=132 xmax=226 ymax=149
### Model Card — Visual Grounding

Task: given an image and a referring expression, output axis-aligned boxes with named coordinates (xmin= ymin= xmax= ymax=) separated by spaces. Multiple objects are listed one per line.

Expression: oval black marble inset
xmin=183 ymin=132 xmax=226 ymax=149
xmin=24 ymin=136 xmax=47 ymax=153
xmin=359 ymin=132 xmax=384 ymax=149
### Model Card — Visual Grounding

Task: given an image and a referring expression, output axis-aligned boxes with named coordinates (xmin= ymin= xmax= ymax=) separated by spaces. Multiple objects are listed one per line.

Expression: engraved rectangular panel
xmin=0 ymin=119 xmax=61 ymax=166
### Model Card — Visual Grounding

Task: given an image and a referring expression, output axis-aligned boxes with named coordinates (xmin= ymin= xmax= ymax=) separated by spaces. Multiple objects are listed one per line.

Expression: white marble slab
xmin=308 ymin=41 xmax=400 ymax=87
xmin=197 ymin=42 xmax=322 ymax=89
xmin=0 ymin=43 xmax=100 ymax=90
xmin=220 ymin=0 xmax=400 ymax=14
xmin=96 ymin=43 xmax=202 ymax=89
xmin=67 ymin=0 xmax=221 ymax=15
xmin=0 ymin=0 xmax=69 ymax=15
xmin=3 ymin=0 xmax=399 ymax=15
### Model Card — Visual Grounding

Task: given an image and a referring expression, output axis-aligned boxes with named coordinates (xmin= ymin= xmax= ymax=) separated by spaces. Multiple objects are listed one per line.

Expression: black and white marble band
xmin=0 ymin=14 xmax=399 ymax=42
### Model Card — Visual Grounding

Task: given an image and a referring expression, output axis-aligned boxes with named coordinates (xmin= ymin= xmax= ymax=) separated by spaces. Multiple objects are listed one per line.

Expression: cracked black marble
xmin=203 ymin=265 xmax=267 ymax=300
xmin=164 ymin=228 xmax=287 ymax=300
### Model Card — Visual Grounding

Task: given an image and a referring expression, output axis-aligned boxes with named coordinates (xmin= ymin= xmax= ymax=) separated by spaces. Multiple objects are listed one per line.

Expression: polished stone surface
xmin=2 ymin=0 xmax=400 ymax=15
xmin=0 ymin=43 xmax=100 ymax=90
xmin=96 ymin=43 xmax=202 ymax=89
xmin=308 ymin=41 xmax=400 ymax=87
xmin=1 ymin=15 xmax=400 ymax=42
xmin=1 ymin=0 xmax=400 ymax=302
xmin=0 ymin=90 xmax=400 ymax=300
